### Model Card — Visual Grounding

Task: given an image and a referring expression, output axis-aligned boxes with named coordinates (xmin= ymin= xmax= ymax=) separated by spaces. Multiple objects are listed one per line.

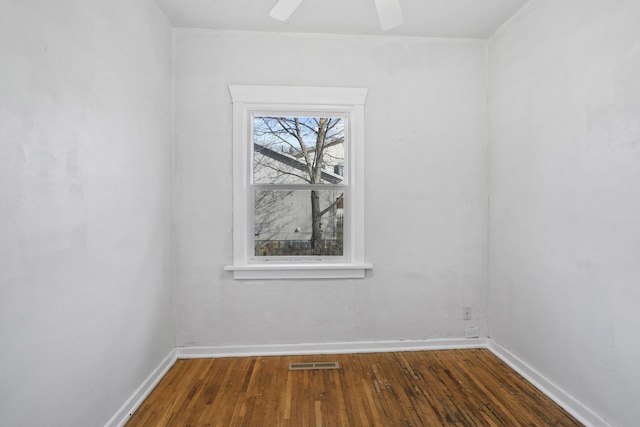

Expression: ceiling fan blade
xmin=373 ymin=0 xmax=404 ymax=31
xmin=269 ymin=0 xmax=303 ymax=21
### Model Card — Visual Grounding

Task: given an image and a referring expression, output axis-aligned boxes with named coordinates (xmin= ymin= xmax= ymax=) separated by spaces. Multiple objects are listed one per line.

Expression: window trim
xmin=225 ymin=85 xmax=372 ymax=280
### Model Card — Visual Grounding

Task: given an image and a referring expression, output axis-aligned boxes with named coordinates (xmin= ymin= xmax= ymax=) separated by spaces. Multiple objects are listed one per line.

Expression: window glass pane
xmin=254 ymin=189 xmax=344 ymax=257
xmin=253 ymin=116 xmax=345 ymax=185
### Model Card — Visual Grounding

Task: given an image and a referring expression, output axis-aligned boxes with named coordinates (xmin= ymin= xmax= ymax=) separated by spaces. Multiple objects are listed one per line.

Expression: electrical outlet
xmin=465 ymin=327 xmax=479 ymax=338
xmin=463 ymin=306 xmax=472 ymax=321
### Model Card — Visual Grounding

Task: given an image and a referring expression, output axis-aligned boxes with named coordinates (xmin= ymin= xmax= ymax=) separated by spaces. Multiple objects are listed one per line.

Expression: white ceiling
xmin=154 ymin=0 xmax=530 ymax=39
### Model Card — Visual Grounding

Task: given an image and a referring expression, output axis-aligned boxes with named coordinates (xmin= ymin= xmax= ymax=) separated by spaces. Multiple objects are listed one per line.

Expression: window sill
xmin=223 ymin=263 xmax=373 ymax=280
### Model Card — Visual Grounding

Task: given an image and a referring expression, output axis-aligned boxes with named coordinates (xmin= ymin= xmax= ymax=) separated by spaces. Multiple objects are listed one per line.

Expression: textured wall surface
xmin=489 ymin=1 xmax=640 ymax=426
xmin=0 ymin=1 xmax=174 ymax=426
xmin=173 ymin=31 xmax=489 ymax=348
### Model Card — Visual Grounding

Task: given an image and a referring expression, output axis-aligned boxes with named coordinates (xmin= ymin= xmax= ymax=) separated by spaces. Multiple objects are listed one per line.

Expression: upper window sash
xmin=251 ymin=113 xmax=349 ymax=187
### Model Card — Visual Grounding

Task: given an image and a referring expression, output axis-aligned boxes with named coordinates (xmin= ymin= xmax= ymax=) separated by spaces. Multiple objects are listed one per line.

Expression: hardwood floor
xmin=126 ymin=349 xmax=582 ymax=426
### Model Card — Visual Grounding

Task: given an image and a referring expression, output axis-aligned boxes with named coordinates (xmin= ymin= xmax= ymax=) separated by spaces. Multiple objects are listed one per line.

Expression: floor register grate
xmin=288 ymin=362 xmax=340 ymax=371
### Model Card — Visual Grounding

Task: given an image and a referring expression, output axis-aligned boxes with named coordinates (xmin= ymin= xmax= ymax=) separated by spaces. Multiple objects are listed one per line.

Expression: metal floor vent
xmin=289 ymin=362 xmax=340 ymax=371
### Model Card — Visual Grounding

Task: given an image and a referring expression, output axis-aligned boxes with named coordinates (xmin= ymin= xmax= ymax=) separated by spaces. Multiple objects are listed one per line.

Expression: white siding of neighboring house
xmin=253 ymin=146 xmax=343 ymax=254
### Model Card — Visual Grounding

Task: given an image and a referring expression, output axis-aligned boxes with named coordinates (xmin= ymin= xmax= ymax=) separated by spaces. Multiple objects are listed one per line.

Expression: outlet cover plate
xmin=465 ymin=327 xmax=479 ymax=338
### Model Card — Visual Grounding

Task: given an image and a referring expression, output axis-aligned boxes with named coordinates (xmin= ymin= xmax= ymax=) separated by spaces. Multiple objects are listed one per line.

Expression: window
xmin=225 ymin=85 xmax=372 ymax=279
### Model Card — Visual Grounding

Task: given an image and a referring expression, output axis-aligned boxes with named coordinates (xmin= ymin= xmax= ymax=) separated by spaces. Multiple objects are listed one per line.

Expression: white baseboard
xmin=487 ymin=339 xmax=609 ymax=427
xmin=104 ymin=349 xmax=177 ymax=427
xmin=176 ymin=337 xmax=489 ymax=358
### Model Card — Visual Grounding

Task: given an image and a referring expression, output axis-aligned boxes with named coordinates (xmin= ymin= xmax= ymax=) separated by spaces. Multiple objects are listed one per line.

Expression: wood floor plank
xmin=125 ymin=349 xmax=583 ymax=427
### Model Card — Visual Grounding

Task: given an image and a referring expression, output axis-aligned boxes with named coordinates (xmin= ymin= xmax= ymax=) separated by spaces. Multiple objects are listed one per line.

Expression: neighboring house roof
xmin=254 ymin=143 xmax=343 ymax=184
xmin=289 ymin=138 xmax=343 ymax=159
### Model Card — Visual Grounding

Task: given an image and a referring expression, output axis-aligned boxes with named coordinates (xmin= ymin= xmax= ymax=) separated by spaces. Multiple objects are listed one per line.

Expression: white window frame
xmin=225 ymin=85 xmax=372 ymax=280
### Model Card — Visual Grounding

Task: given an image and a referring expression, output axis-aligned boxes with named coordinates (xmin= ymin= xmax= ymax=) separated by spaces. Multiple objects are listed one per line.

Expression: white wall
xmin=0 ymin=1 xmax=174 ymax=426
xmin=488 ymin=1 xmax=640 ymax=426
xmin=173 ymin=31 xmax=489 ymax=347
